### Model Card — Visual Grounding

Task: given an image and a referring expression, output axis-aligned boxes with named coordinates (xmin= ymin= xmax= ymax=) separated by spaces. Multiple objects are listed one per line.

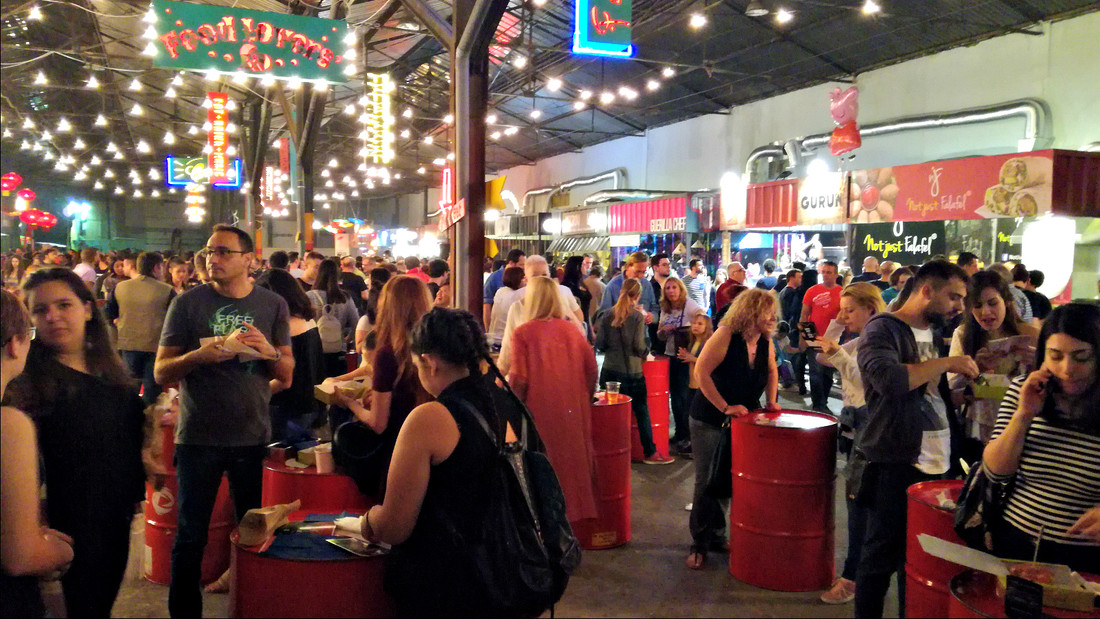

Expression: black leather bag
xmin=332 ymin=420 xmax=387 ymax=496
xmin=953 ymin=461 xmax=1014 ymax=552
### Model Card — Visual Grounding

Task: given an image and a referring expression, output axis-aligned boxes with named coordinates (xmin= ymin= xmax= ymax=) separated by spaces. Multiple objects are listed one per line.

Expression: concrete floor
xmin=110 ymin=387 xmax=900 ymax=618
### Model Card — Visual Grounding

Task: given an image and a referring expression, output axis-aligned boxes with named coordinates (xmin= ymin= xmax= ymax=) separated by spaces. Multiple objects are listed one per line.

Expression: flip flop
xmin=685 ymin=550 xmax=706 ymax=570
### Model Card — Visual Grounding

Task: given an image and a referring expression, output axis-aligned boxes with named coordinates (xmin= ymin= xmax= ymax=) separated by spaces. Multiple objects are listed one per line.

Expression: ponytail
xmin=612 ymin=279 xmax=642 ymax=328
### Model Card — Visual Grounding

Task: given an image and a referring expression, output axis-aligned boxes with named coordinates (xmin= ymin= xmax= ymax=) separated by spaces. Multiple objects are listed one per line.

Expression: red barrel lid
xmin=907 ymin=479 xmax=963 ymax=510
xmin=737 ymin=409 xmax=836 ymax=429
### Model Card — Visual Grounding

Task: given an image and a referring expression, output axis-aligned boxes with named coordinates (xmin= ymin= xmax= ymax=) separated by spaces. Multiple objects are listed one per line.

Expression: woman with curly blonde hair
xmin=685 ymin=288 xmax=780 ymax=570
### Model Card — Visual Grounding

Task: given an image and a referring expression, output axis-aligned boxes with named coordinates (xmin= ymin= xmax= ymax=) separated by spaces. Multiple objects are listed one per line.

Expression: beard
xmin=924 ymin=308 xmax=952 ymax=329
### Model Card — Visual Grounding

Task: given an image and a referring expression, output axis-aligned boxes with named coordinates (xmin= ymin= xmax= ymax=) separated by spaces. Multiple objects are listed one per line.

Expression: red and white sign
xmin=437 ymin=166 xmax=462 ymax=231
xmin=608 ymin=196 xmax=692 ymax=234
xmin=207 ymin=92 xmax=230 ymax=184
xmin=439 ymin=200 xmax=466 ymax=232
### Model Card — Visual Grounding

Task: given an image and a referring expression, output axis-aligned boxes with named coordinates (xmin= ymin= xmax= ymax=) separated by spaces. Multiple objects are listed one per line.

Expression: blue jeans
xmin=121 ymin=349 xmax=160 ymax=406
xmin=667 ymin=355 xmax=692 ymax=445
xmin=808 ymin=352 xmax=835 ymax=410
xmin=169 ymin=444 xmax=266 ymax=618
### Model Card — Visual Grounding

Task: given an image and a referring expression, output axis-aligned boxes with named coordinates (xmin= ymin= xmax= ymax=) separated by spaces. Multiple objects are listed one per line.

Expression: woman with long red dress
xmin=509 ymin=276 xmax=599 ymax=524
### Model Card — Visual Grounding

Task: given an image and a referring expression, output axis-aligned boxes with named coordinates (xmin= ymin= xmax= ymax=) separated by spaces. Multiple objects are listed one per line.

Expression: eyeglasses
xmin=3 ymin=327 xmax=34 ymax=346
xmin=199 ymin=246 xmax=248 ymax=257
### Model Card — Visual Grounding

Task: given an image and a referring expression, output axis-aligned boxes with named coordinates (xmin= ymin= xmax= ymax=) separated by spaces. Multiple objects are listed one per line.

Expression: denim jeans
xmin=667 ymin=355 xmax=692 ymax=445
xmin=599 ymin=368 xmax=656 ymax=457
xmin=808 ymin=352 xmax=835 ymax=410
xmin=121 ymin=349 xmax=160 ymax=406
xmin=688 ymin=418 xmax=728 ymax=553
xmin=169 ymin=444 xmax=266 ymax=618
xmin=841 ymin=495 xmax=868 ymax=581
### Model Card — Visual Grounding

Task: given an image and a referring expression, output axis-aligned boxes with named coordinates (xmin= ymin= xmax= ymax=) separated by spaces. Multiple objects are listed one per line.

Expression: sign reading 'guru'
xmin=151 ymin=0 xmax=350 ymax=83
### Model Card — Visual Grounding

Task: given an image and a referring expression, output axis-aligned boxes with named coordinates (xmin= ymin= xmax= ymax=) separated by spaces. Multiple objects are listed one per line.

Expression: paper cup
xmin=314 ymin=443 xmax=335 ymax=474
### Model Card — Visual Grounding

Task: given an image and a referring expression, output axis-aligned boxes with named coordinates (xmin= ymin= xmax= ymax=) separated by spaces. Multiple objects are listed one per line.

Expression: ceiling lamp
xmin=137 ymin=139 xmax=151 ymax=153
xmin=171 ymin=74 xmax=183 ymax=86
xmin=546 ymin=77 xmax=563 ymax=92
xmin=528 ymin=109 xmax=542 ymax=119
xmin=662 ymin=66 xmax=676 ymax=78
xmin=163 ymin=131 xmax=175 ymax=145
xmin=87 ymin=75 xmax=100 ymax=89
xmin=617 ymin=86 xmax=638 ymax=100
xmin=399 ymin=129 xmax=410 ymax=138
xmin=646 ymin=79 xmax=661 ymax=91
xmin=165 ymin=87 xmax=177 ymax=98
xmin=490 ymin=130 xmax=501 ymax=140
xmin=28 ymin=5 xmax=42 ymax=19
xmin=745 ymin=0 xmax=769 ymax=17
xmin=73 ymin=137 xmax=85 ymax=149
xmin=34 ymin=71 xmax=48 ymax=85
xmin=862 ymin=0 xmax=881 ymax=15
xmin=402 ymin=108 xmax=413 ymax=118
xmin=775 ymin=7 xmax=793 ymax=23
xmin=486 ymin=113 xmax=498 ymax=124
xmin=95 ymin=114 xmax=108 ymax=127
xmin=512 ymin=54 xmax=527 ymax=69
xmin=423 ymin=135 xmax=434 ymax=145
xmin=689 ymin=13 xmax=707 ymax=29
xmin=599 ymin=91 xmax=615 ymax=104
xmin=532 ymin=0 xmax=547 ymax=6
xmin=504 ymin=126 xmax=519 ymax=136
xmin=56 ymin=117 xmax=71 ymax=132
xmin=573 ymin=101 xmax=587 ymax=111
xmin=443 ymin=114 xmax=454 ymax=124
xmin=344 ymin=103 xmax=355 ymax=115
xmin=130 ymin=104 xmax=143 ymax=116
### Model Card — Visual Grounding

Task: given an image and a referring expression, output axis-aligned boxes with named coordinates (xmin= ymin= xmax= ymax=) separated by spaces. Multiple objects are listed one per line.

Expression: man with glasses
xmin=714 ymin=261 xmax=748 ymax=321
xmin=154 ymin=224 xmax=293 ymax=618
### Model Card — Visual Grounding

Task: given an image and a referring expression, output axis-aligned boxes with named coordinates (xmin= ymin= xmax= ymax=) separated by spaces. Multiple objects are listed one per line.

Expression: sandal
xmin=685 ymin=548 xmax=706 ymax=570
xmin=204 ymin=569 xmax=230 ymax=594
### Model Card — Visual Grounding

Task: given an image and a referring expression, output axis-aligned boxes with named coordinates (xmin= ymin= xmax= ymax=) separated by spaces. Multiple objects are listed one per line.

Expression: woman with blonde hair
xmin=686 ymin=288 xmax=780 ymax=569
xmin=509 ymin=277 xmax=599 ymax=525
xmin=331 ymin=275 xmax=432 ymax=495
xmin=813 ymin=282 xmax=884 ymax=604
xmin=596 ymin=279 xmax=674 ymax=464
xmin=658 ymin=276 xmax=703 ymax=456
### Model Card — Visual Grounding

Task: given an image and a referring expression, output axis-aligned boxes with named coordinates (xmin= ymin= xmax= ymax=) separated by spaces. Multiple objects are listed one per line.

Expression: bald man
xmin=852 ymin=256 xmax=882 ymax=284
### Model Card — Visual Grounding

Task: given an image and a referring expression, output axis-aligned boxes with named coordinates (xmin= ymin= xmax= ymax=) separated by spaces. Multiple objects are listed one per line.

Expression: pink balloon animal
xmin=829 ymin=86 xmax=862 ymax=156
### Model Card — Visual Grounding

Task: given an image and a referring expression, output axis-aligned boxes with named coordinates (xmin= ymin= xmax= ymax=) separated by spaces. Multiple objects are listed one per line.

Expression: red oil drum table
xmin=729 ymin=409 xmax=837 ymax=591
xmin=261 ymin=458 xmax=375 ymax=512
xmin=573 ymin=392 xmax=632 ymax=550
xmin=948 ymin=569 xmax=1100 ymax=618
xmin=144 ymin=474 xmax=234 ymax=585
xmin=906 ymin=479 xmax=966 ymax=618
xmin=229 ymin=511 xmax=395 ymax=618
xmin=631 ymin=357 xmax=671 ymax=461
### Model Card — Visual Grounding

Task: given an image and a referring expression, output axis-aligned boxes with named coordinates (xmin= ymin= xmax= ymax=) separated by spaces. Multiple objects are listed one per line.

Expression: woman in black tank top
xmin=685 ymin=289 xmax=781 ymax=569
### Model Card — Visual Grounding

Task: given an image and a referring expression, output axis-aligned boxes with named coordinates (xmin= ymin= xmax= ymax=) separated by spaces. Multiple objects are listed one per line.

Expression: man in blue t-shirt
xmin=155 ymin=225 xmax=293 ymax=617
xmin=482 ymin=248 xmax=525 ymax=326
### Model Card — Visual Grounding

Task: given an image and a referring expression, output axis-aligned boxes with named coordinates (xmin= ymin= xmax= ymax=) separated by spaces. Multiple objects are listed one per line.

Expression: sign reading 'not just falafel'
xmin=150 ymin=0 xmax=350 ymax=83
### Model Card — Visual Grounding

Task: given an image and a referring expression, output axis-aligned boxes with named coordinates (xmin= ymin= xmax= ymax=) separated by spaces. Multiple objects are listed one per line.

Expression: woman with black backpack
xmin=349 ymin=308 xmax=576 ymax=616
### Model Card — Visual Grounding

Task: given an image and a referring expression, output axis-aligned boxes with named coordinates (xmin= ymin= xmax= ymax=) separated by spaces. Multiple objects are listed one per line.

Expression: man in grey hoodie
xmin=854 ymin=260 xmax=979 ymax=618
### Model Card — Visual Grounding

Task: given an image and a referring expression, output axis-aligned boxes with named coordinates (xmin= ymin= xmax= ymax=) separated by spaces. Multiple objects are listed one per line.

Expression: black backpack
xmin=437 ymin=367 xmax=581 ymax=616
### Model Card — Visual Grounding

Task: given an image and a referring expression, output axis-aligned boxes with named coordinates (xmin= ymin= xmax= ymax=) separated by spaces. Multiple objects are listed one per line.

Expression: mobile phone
xmin=798 ymin=321 xmax=820 ymax=346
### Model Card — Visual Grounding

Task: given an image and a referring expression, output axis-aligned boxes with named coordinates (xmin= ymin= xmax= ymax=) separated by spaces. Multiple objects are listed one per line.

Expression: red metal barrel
xmin=144 ymin=475 xmax=234 ymax=585
xmin=261 ymin=458 xmax=375 ymax=512
xmin=229 ymin=512 xmax=395 ymax=618
xmin=631 ymin=357 xmax=670 ymax=461
xmin=729 ymin=410 xmax=837 ymax=591
xmin=574 ymin=393 xmax=631 ymax=549
xmin=906 ymin=480 xmax=965 ymax=618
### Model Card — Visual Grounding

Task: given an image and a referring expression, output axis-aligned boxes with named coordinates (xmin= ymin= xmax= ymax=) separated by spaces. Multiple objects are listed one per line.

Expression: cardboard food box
xmin=918 ymin=535 xmax=1099 ymax=612
xmin=313 ymin=380 xmax=368 ymax=406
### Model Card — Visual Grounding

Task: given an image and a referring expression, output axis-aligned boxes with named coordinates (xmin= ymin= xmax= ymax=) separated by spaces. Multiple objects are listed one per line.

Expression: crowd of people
xmin=1 ymin=232 xmax=1097 ymax=619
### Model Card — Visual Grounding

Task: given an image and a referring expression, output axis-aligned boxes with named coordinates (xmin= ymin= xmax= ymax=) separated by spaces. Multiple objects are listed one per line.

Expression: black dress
xmin=384 ymin=374 xmax=500 ymax=617
xmin=9 ymin=351 xmax=145 ymax=618
xmin=269 ymin=326 xmax=324 ymax=442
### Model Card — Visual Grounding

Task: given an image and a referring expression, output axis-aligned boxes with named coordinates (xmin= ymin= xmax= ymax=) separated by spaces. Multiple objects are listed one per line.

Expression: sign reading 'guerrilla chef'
xmin=851 ymin=221 xmax=946 ymax=267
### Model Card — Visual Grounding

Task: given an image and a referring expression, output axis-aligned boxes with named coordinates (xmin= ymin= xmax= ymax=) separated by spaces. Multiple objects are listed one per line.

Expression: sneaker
xmin=642 ymin=453 xmax=675 ymax=465
xmin=820 ymin=578 xmax=856 ymax=604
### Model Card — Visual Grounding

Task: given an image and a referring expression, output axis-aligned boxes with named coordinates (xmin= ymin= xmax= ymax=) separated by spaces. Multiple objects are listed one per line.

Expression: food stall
xmin=606 ymin=192 xmax=720 ymax=275
xmin=487 ymin=214 xmax=546 ymax=260
xmin=545 ymin=205 xmax=610 ymax=268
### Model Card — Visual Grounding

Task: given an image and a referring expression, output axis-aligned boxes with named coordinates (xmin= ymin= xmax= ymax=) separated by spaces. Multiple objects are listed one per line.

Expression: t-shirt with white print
xmin=912 ymin=326 xmax=950 ymax=474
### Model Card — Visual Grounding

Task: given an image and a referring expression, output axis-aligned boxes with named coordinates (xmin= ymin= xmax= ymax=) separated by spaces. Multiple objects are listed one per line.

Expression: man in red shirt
xmin=403 ymin=256 xmax=431 ymax=283
xmin=714 ymin=261 xmax=747 ymax=321
xmin=800 ymin=260 xmax=842 ymax=412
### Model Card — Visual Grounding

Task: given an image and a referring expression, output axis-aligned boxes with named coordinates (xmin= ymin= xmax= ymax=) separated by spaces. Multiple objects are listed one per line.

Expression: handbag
xmin=672 ymin=306 xmax=692 ymax=352
xmin=953 ymin=460 xmax=1014 ymax=552
xmin=332 ymin=420 xmax=388 ymax=496
xmin=703 ymin=419 xmax=733 ymax=499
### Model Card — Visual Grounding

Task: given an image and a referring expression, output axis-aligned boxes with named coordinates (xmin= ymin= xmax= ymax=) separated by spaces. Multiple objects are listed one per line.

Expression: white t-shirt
xmin=489 ymin=287 xmax=523 ymax=347
xmin=911 ymin=326 xmax=951 ymax=475
xmin=72 ymin=262 xmax=98 ymax=285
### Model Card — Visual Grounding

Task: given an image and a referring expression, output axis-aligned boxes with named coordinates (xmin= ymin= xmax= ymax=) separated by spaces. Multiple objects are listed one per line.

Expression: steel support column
xmin=452 ymin=0 xmax=509 ymax=319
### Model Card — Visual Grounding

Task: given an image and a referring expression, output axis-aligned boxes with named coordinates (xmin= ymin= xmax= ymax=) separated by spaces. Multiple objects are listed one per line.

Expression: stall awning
xmin=547 ymin=235 xmax=610 ymax=254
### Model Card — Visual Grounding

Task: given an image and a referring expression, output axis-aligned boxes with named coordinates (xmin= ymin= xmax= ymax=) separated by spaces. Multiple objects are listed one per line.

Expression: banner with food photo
xmin=845 ymin=151 xmax=1055 ymax=222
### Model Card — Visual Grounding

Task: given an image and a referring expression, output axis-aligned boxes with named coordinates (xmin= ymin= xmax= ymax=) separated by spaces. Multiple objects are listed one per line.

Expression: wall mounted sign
xmin=609 ymin=196 xmax=698 ymax=234
xmin=363 ymin=72 xmax=394 ymax=165
xmin=560 ymin=207 xmax=602 ymax=235
xmin=207 ymin=92 xmax=230 ymax=184
xmin=166 ymin=156 xmax=241 ymax=187
xmin=797 ymin=172 xmax=846 ymax=225
xmin=573 ymin=0 xmax=634 ymax=58
xmin=851 ymin=220 xmax=945 ymax=267
xmin=150 ymin=0 xmax=349 ymax=82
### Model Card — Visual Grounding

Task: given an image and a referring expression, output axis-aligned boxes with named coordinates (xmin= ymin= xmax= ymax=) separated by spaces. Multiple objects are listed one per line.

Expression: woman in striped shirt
xmin=983 ymin=303 xmax=1100 ymax=573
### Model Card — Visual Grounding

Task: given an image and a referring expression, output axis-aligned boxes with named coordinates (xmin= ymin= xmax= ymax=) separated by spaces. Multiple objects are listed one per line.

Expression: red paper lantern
xmin=19 ymin=208 xmax=57 ymax=230
xmin=17 ymin=188 xmax=37 ymax=202
xmin=0 ymin=172 xmax=22 ymax=193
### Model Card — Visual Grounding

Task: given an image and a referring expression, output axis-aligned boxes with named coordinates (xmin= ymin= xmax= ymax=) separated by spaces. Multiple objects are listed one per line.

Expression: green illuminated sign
xmin=150 ymin=0 xmax=350 ymax=82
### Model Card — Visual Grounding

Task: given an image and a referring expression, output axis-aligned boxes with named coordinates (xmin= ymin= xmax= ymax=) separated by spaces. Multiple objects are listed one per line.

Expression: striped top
xmin=989 ymin=377 xmax=1100 ymax=547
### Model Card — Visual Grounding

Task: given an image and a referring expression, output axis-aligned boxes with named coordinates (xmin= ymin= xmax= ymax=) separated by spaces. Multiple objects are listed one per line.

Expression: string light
xmin=56 ymin=117 xmax=71 ymax=132
xmin=490 ymin=130 xmax=501 ymax=140
xmin=171 ymin=74 xmax=184 ymax=87
xmin=129 ymin=78 xmax=142 ymax=91
xmin=163 ymin=131 xmax=175 ymax=145
xmin=646 ymin=79 xmax=661 ymax=91
xmin=28 ymin=5 xmax=42 ymax=19
xmin=86 ymin=75 xmax=100 ymax=89
xmin=775 ymin=7 xmax=794 ymax=23
xmin=486 ymin=113 xmax=498 ymax=124
xmin=423 ymin=135 xmax=433 ymax=145
xmin=689 ymin=13 xmax=707 ymax=28
xmin=95 ymin=114 xmax=107 ymax=127
xmin=443 ymin=114 xmax=454 ymax=124
xmin=512 ymin=54 xmax=527 ymax=68
xmin=130 ymin=104 xmax=143 ymax=116
xmin=142 ymin=42 xmax=157 ymax=56
xmin=862 ymin=0 xmax=881 ymax=14
xmin=504 ymin=126 xmax=519 ymax=136
xmin=528 ymin=109 xmax=542 ymax=119
xmin=187 ymin=125 xmax=198 ymax=135
xmin=546 ymin=77 xmax=563 ymax=92
xmin=662 ymin=66 xmax=676 ymax=78
xmin=34 ymin=71 xmax=48 ymax=85
xmin=137 ymin=140 xmax=151 ymax=153
xmin=73 ymin=137 xmax=86 ymax=149
xmin=573 ymin=101 xmax=587 ymax=111
xmin=579 ymin=90 xmax=593 ymax=101
xmin=599 ymin=91 xmax=615 ymax=104
xmin=165 ymin=87 xmax=177 ymax=98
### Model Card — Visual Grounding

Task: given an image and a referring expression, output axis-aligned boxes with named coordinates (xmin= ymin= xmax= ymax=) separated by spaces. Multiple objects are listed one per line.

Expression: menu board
xmin=851 ymin=221 xmax=946 ymax=268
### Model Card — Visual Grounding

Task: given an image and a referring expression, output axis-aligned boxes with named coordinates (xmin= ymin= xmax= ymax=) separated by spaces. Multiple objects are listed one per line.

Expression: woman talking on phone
xmin=982 ymin=303 xmax=1100 ymax=573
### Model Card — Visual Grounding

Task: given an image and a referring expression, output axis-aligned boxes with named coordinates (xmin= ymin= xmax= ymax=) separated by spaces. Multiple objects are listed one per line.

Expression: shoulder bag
xmin=953 ymin=461 xmax=1014 ymax=552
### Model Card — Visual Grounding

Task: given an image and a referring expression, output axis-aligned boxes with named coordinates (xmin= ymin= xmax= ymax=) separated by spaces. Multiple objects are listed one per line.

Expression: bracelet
xmin=362 ymin=510 xmax=377 ymax=542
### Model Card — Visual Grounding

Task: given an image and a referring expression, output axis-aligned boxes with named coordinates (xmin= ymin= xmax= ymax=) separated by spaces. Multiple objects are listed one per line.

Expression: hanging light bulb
xmin=512 ymin=54 xmax=527 ymax=68
xmin=599 ymin=91 xmax=615 ymax=104
xmin=528 ymin=109 xmax=542 ymax=119
xmin=344 ymin=104 xmax=355 ymax=115
xmin=95 ymin=114 xmax=108 ymax=127
xmin=486 ymin=113 xmax=498 ymax=124
xmin=287 ymin=77 xmax=302 ymax=90
xmin=579 ymin=90 xmax=593 ymax=101
xmin=130 ymin=103 xmax=143 ymax=116
xmin=86 ymin=75 xmax=100 ymax=89
xmin=164 ymin=87 xmax=177 ymax=98
xmin=34 ymin=71 xmax=48 ymax=85
xmin=137 ymin=139 xmax=151 ymax=153
xmin=689 ymin=13 xmax=707 ymax=28
xmin=142 ymin=42 xmax=157 ymax=56
xmin=402 ymin=108 xmax=413 ymax=118
xmin=22 ymin=117 xmax=35 ymax=129
xmin=129 ymin=78 xmax=143 ymax=91
xmin=171 ymin=74 xmax=183 ymax=87
xmin=232 ymin=72 xmax=248 ymax=84
xmin=775 ymin=7 xmax=794 ymax=23
xmin=94 ymin=181 xmax=104 ymax=189
xmin=573 ymin=101 xmax=587 ymax=111
xmin=143 ymin=25 xmax=157 ymax=39
xmin=862 ymin=0 xmax=881 ymax=15
xmin=90 ymin=155 xmax=101 ymax=165
xmin=56 ymin=117 xmax=71 ymax=132
xmin=423 ymin=135 xmax=434 ymax=145
xmin=443 ymin=114 xmax=454 ymax=124
xmin=204 ymin=69 xmax=218 ymax=82
xmin=546 ymin=77 xmax=562 ymax=91
xmin=163 ymin=131 xmax=175 ymax=145
xmin=504 ymin=126 xmax=519 ymax=136
xmin=73 ymin=137 xmax=86 ymax=149
xmin=490 ymin=130 xmax=502 ymax=140
xmin=103 ymin=168 xmax=114 ymax=178
xmin=260 ymin=75 xmax=275 ymax=87
xmin=662 ymin=66 xmax=676 ymax=78
xmin=187 ymin=125 xmax=198 ymax=135
xmin=28 ymin=5 xmax=42 ymax=19
xmin=646 ymin=79 xmax=661 ymax=91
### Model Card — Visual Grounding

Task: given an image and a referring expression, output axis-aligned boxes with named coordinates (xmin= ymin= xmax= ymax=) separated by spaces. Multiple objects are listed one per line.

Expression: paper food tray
xmin=313 ymin=380 xmax=368 ymax=405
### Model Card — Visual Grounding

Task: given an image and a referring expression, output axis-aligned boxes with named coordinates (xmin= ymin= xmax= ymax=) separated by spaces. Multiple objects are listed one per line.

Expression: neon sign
xmin=573 ymin=0 xmax=634 ymax=58
xmin=207 ymin=92 xmax=230 ymax=184
xmin=363 ymin=73 xmax=395 ymax=165
xmin=150 ymin=0 xmax=349 ymax=83
xmin=165 ymin=156 xmax=241 ymax=188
